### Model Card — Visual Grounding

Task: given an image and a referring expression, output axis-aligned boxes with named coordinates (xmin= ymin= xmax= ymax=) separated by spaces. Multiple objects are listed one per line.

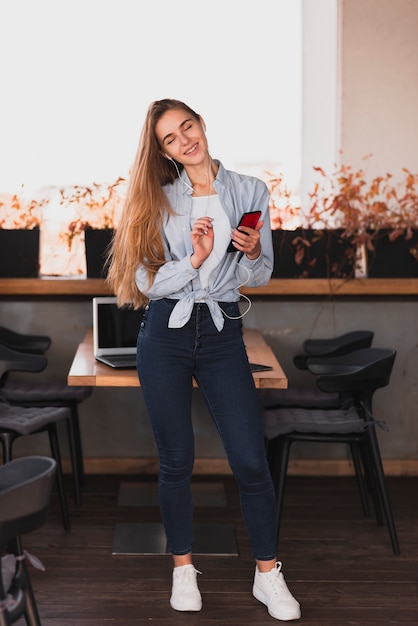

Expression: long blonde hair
xmin=106 ymin=99 xmax=201 ymax=308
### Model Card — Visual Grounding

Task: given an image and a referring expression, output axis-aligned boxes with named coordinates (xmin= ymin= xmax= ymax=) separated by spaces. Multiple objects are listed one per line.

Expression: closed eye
xmin=161 ymin=119 xmax=195 ymax=146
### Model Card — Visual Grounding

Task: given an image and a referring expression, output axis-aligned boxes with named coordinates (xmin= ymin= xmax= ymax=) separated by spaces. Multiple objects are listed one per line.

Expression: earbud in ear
xmin=165 ymin=153 xmax=173 ymax=160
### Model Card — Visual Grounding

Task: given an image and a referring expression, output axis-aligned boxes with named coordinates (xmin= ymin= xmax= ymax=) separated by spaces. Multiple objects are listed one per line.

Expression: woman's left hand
xmin=230 ymin=220 xmax=264 ymax=260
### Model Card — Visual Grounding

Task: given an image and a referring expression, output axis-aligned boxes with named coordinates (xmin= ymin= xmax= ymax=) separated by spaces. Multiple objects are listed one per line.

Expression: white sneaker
xmin=170 ymin=564 xmax=202 ymax=612
xmin=253 ymin=561 xmax=301 ymax=621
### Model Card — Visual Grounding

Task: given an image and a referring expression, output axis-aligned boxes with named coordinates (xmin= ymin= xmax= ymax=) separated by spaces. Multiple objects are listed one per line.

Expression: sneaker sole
xmin=170 ymin=598 xmax=202 ymax=612
xmin=253 ymin=585 xmax=301 ymax=621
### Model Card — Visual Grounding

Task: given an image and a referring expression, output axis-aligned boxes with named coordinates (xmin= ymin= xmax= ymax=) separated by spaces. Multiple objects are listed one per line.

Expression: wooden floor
xmin=21 ymin=472 xmax=418 ymax=625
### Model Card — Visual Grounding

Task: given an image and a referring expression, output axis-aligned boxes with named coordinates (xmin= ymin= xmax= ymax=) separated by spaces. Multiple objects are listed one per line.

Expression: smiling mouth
xmin=184 ymin=143 xmax=198 ymax=156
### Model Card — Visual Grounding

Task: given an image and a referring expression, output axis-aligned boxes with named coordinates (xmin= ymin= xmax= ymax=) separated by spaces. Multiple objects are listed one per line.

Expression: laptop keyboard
xmin=249 ymin=363 xmax=273 ymax=372
xmin=104 ymin=355 xmax=137 ymax=368
xmin=100 ymin=356 xmax=270 ymax=371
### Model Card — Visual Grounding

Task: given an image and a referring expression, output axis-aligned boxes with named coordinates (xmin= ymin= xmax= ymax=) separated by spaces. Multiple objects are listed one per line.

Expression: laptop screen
xmin=93 ymin=296 xmax=144 ymax=356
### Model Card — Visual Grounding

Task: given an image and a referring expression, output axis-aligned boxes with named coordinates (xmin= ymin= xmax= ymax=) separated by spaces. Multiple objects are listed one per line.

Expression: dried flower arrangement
xmin=0 ymin=187 xmax=46 ymax=229
xmin=307 ymin=158 xmax=418 ymax=240
xmin=266 ymin=157 xmax=418 ymax=277
xmin=60 ymin=176 xmax=126 ymax=250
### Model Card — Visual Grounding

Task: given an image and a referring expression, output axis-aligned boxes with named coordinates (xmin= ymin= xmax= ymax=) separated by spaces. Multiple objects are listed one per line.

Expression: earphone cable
xmin=219 ymin=263 xmax=252 ymax=321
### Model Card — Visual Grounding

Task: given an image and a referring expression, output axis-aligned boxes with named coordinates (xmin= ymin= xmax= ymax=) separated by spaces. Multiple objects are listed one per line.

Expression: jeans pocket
xmin=219 ymin=301 xmax=243 ymax=333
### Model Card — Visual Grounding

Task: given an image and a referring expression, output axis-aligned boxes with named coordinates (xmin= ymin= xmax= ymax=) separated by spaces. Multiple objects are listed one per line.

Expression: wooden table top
xmin=68 ymin=328 xmax=288 ymax=389
xmin=3 ymin=277 xmax=418 ymax=297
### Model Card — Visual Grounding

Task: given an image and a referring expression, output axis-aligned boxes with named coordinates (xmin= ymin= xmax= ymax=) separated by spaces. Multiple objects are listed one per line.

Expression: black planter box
xmin=0 ymin=229 xmax=40 ymax=278
xmin=272 ymin=228 xmax=356 ymax=279
xmin=84 ymin=228 xmax=114 ymax=278
xmin=366 ymin=229 xmax=418 ymax=278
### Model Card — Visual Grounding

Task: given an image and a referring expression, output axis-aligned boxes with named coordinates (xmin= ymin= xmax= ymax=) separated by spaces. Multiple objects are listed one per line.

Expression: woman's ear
xmin=199 ymin=116 xmax=206 ymax=132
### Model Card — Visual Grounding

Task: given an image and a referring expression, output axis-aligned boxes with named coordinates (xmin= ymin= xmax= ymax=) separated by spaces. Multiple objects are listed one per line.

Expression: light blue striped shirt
xmin=134 ymin=160 xmax=273 ymax=331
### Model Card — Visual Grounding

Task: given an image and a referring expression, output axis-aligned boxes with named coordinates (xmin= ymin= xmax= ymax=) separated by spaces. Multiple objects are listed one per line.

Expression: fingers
xmin=230 ymin=222 xmax=263 ymax=255
xmin=191 ymin=217 xmax=214 ymax=265
xmin=192 ymin=217 xmax=214 ymax=236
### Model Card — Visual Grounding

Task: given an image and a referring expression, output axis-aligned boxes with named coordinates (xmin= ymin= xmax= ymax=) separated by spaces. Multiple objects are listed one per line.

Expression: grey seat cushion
xmin=263 ymin=405 xmax=366 ymax=440
xmin=2 ymin=381 xmax=91 ymax=403
xmin=259 ymin=385 xmax=341 ymax=409
xmin=0 ymin=401 xmax=70 ymax=435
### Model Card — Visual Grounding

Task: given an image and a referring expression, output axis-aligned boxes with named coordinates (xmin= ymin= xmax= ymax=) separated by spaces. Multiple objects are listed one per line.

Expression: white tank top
xmin=190 ymin=194 xmax=231 ymax=289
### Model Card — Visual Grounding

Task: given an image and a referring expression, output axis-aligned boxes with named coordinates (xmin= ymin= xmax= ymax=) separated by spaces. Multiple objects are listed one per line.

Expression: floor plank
xmin=16 ymin=474 xmax=418 ymax=625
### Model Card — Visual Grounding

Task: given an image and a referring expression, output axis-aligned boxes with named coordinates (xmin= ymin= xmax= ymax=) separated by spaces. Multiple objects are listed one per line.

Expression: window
xmin=1 ymin=0 xmax=326 ymax=276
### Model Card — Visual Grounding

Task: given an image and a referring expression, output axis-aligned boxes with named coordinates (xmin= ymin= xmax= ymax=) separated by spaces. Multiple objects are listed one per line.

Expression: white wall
xmin=302 ymin=0 xmax=339 ymax=205
xmin=341 ymin=0 xmax=418 ymax=178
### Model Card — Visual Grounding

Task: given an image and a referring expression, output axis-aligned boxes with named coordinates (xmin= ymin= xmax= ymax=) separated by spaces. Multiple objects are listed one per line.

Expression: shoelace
xmin=267 ymin=562 xmax=293 ymax=599
xmin=174 ymin=565 xmax=202 ymax=586
xmin=177 ymin=566 xmax=202 ymax=580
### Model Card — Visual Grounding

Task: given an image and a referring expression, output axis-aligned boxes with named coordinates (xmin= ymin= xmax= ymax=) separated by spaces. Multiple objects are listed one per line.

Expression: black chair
xmin=0 ymin=327 xmax=51 ymax=355
xmin=259 ymin=331 xmax=375 ymax=513
xmin=0 ymin=456 xmax=56 ymax=626
xmin=259 ymin=330 xmax=376 ymax=519
xmin=0 ymin=346 xmax=72 ymax=531
xmin=0 ymin=327 xmax=92 ymax=502
xmin=263 ymin=347 xmax=400 ymax=555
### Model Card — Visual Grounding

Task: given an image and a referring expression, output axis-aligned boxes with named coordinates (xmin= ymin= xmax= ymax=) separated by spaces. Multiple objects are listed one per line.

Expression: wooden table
xmin=68 ymin=328 xmax=288 ymax=389
xmin=68 ymin=327 xmax=287 ymax=556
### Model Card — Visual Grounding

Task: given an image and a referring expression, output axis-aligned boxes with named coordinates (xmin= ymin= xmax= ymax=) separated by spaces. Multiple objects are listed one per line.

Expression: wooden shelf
xmin=0 ymin=278 xmax=113 ymax=296
xmin=1 ymin=277 xmax=418 ymax=297
xmin=243 ymin=277 xmax=418 ymax=296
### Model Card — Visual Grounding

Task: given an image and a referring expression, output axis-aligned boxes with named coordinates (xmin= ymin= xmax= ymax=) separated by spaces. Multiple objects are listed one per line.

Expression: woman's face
xmin=155 ymin=108 xmax=208 ymax=166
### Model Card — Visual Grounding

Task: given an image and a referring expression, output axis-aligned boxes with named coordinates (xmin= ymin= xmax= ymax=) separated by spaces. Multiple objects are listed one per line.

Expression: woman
xmin=107 ymin=98 xmax=301 ymax=622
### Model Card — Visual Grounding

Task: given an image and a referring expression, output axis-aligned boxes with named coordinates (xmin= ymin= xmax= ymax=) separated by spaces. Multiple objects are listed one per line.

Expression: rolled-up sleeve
xmin=135 ymin=254 xmax=197 ymax=300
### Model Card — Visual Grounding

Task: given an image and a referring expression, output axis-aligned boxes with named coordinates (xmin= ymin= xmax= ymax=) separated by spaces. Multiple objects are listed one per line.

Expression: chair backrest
xmin=0 ymin=326 xmax=51 ymax=354
xmin=294 ymin=330 xmax=374 ymax=369
xmin=303 ymin=330 xmax=374 ymax=355
xmin=0 ymin=344 xmax=47 ymax=383
xmin=307 ymin=348 xmax=397 ymax=397
xmin=0 ymin=456 xmax=56 ymax=546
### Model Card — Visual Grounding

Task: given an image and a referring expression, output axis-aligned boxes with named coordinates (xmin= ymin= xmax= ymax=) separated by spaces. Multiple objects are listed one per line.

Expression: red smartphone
xmin=227 ymin=210 xmax=262 ymax=252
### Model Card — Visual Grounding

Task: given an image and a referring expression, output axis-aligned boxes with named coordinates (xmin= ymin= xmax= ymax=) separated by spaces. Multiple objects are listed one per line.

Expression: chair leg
xmin=0 ymin=432 xmax=18 ymax=464
xmin=12 ymin=537 xmax=42 ymax=626
xmin=266 ymin=439 xmax=278 ymax=489
xmin=349 ymin=442 xmax=370 ymax=517
xmin=366 ymin=428 xmax=400 ymax=555
xmin=70 ymin=404 xmax=85 ymax=487
xmin=66 ymin=417 xmax=81 ymax=505
xmin=270 ymin=436 xmax=292 ymax=548
xmin=22 ymin=566 xmax=42 ymax=626
xmin=47 ymin=426 xmax=71 ymax=532
xmin=360 ymin=439 xmax=384 ymax=527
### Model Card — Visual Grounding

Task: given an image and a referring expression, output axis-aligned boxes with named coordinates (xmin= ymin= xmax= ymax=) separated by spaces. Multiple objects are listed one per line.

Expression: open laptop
xmin=92 ymin=296 xmax=144 ymax=368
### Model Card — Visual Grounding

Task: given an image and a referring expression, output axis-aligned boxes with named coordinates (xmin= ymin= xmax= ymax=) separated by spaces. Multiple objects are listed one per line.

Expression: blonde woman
xmin=107 ymin=99 xmax=300 ymax=622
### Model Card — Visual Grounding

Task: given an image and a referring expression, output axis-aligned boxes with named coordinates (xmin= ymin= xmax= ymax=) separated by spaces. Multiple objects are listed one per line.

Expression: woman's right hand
xmin=190 ymin=217 xmax=214 ymax=268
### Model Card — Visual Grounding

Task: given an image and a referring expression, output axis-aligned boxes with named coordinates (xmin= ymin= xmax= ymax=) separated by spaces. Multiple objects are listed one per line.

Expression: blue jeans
xmin=137 ymin=298 xmax=277 ymax=561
